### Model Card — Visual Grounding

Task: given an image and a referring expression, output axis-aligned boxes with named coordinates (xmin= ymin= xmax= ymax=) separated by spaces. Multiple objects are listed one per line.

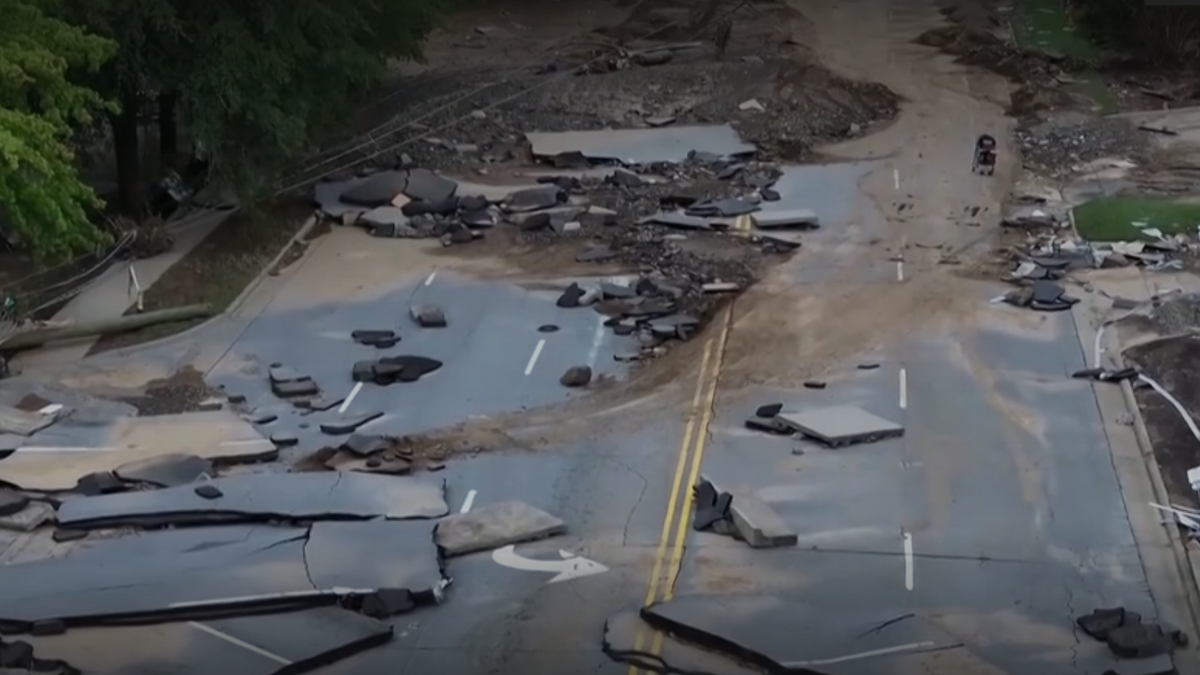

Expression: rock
xmin=702 ymin=282 xmax=739 ymax=293
xmin=194 ymin=484 xmax=223 ymax=500
xmin=244 ymin=412 xmax=278 ymax=425
xmin=411 ymin=304 xmax=448 ymax=328
xmin=537 ymin=324 xmax=559 ymax=333
xmin=803 ymin=381 xmax=827 ymax=389
xmin=460 ymin=209 xmax=496 ymax=228
xmin=739 ymin=98 xmax=765 ymax=111
xmin=226 ymin=393 xmax=247 ymax=404
xmin=560 ymin=365 xmax=593 ymax=387
xmin=503 ymin=185 xmax=564 ymax=213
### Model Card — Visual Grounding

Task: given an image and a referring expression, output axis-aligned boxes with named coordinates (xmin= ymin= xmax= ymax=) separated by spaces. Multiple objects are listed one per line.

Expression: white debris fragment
xmin=738 ymin=98 xmax=765 ymax=112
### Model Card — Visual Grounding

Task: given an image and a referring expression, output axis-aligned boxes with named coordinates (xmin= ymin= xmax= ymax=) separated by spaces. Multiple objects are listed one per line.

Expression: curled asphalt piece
xmin=755 ymin=403 xmax=782 ymax=418
xmin=538 ymin=324 xmax=560 ymax=333
xmin=857 ymin=363 xmax=880 ymax=370
xmin=802 ymin=381 xmax=826 ymax=389
xmin=557 ymin=283 xmax=585 ymax=308
xmin=320 ymin=412 xmax=383 ymax=436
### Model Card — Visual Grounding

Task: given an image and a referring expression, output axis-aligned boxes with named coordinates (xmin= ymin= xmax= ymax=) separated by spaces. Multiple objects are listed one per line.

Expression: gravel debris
xmin=118 ymin=366 xmax=215 ymax=416
xmin=1016 ymin=112 xmax=1151 ymax=178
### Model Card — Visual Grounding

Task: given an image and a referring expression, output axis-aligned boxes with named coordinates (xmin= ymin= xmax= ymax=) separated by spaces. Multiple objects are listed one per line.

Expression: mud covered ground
xmin=1125 ymin=334 xmax=1200 ymax=507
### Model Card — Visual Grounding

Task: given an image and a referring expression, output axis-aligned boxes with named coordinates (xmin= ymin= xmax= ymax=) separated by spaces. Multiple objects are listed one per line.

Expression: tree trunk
xmin=110 ymin=92 xmax=143 ymax=215
xmin=2 ymin=304 xmax=213 ymax=351
xmin=158 ymin=91 xmax=178 ymax=168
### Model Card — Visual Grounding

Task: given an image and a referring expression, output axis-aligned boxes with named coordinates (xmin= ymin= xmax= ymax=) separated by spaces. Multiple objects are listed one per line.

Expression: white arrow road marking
xmin=491 ymin=545 xmax=609 ymax=583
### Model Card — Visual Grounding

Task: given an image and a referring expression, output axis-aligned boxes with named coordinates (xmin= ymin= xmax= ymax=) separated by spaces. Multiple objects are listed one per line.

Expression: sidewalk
xmin=18 ymin=210 xmax=230 ymax=369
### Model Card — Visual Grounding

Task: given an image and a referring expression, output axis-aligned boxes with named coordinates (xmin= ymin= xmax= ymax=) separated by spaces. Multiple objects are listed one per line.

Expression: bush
xmin=1076 ymin=0 xmax=1200 ymax=63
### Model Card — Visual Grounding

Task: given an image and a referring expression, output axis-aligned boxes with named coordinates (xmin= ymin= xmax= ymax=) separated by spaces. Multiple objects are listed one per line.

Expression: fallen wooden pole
xmin=0 ymin=303 xmax=213 ymax=351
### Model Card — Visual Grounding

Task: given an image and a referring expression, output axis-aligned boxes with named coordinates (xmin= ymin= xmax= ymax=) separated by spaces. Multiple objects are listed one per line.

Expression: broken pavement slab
xmin=0 ymin=520 xmax=444 ymax=628
xmin=434 ymin=500 xmax=566 ymax=557
xmin=777 ymin=405 xmax=904 ymax=447
xmin=23 ymin=607 xmax=393 ymax=675
xmin=55 ymin=472 xmax=449 ymax=529
xmin=0 ymin=411 xmax=277 ymax=491
xmin=0 ymin=404 xmax=59 ymax=436
xmin=525 ymin=125 xmax=755 ymax=164
xmin=602 ymin=609 xmax=758 ymax=675
xmin=640 ymin=596 xmax=966 ymax=675
xmin=697 ymin=475 xmax=796 ymax=548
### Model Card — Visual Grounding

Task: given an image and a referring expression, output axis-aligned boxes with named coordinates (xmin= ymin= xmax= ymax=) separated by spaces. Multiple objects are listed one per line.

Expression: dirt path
xmin=721 ymin=0 xmax=1017 ymax=388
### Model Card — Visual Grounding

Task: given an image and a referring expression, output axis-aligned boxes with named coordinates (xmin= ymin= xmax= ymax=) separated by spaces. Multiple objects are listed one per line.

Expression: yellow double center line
xmin=628 ymin=306 xmax=733 ymax=673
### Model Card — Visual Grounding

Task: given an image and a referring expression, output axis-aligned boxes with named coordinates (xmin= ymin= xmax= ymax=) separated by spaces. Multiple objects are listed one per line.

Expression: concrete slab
xmin=698 ymin=474 xmax=796 ymax=548
xmin=0 ymin=411 xmax=276 ymax=490
xmin=525 ymin=126 xmax=754 ymax=164
xmin=305 ymin=520 xmax=444 ymax=595
xmin=434 ymin=500 xmax=566 ymax=557
xmin=26 ymin=607 xmax=392 ymax=675
xmin=55 ymin=473 xmax=448 ymax=529
xmin=642 ymin=596 xmax=963 ymax=675
xmin=778 ymin=405 xmax=904 ymax=447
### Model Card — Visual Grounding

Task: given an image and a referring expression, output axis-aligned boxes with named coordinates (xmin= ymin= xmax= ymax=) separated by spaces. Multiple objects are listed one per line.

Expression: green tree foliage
xmin=73 ymin=0 xmax=454 ymax=209
xmin=1074 ymin=0 xmax=1200 ymax=63
xmin=0 ymin=0 xmax=114 ymax=260
xmin=173 ymin=0 xmax=453 ymax=195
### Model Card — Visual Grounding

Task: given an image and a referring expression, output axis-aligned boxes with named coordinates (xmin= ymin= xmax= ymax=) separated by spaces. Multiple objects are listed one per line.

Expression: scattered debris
xmin=270 ymin=365 xmax=321 ymax=399
xmin=1076 ymin=607 xmax=1186 ymax=661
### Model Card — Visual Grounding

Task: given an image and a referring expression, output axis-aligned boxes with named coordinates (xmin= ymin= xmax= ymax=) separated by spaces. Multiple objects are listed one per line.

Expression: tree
xmin=71 ymin=0 xmax=455 ymax=213
xmin=0 ymin=0 xmax=114 ymax=260
xmin=171 ymin=0 xmax=453 ymax=196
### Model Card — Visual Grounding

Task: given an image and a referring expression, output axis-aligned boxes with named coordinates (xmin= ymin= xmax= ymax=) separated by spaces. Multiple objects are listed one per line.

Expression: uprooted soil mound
xmin=915 ymin=24 xmax=1086 ymax=81
xmin=914 ymin=24 xmax=1086 ymax=113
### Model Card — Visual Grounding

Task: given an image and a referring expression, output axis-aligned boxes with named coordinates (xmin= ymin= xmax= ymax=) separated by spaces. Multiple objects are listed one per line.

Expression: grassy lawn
xmin=1073 ymin=196 xmax=1200 ymax=241
xmin=87 ymin=198 xmax=317 ymax=354
xmin=1010 ymin=0 xmax=1119 ymax=114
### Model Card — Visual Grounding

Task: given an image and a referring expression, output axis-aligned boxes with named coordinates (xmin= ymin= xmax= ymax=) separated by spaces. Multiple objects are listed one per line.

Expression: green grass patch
xmin=1010 ymin=0 xmax=1119 ymax=114
xmin=1073 ymin=196 xmax=1200 ymax=241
